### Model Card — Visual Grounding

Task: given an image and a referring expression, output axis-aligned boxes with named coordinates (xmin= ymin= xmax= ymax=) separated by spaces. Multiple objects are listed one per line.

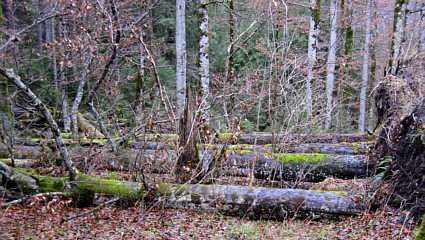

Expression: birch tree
xmin=176 ymin=0 xmax=186 ymax=121
xmin=198 ymin=0 xmax=210 ymax=126
xmin=307 ymin=0 xmax=321 ymax=120
xmin=325 ymin=0 xmax=338 ymax=130
xmin=359 ymin=0 xmax=373 ymax=133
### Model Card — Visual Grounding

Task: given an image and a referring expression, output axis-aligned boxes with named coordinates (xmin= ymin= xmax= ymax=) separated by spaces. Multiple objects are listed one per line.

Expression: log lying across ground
xmin=224 ymin=152 xmax=374 ymax=182
xmin=238 ymin=133 xmax=370 ymax=145
xmin=164 ymin=184 xmax=363 ymax=220
xmin=229 ymin=143 xmax=365 ymax=155
xmin=0 ymin=162 xmax=364 ymax=220
xmin=1 ymin=144 xmax=374 ymax=182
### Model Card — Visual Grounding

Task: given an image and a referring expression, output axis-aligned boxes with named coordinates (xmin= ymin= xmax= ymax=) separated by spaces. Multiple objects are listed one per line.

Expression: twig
xmin=2 ymin=192 xmax=67 ymax=208
xmin=60 ymin=197 xmax=120 ymax=224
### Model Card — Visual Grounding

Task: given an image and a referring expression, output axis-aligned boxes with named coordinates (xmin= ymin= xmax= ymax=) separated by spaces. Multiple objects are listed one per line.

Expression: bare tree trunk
xmin=389 ymin=0 xmax=409 ymax=75
xmin=359 ymin=0 xmax=373 ymax=133
xmin=36 ymin=0 xmax=44 ymax=56
xmin=0 ymin=73 xmax=14 ymax=167
xmin=71 ymin=55 xmax=92 ymax=140
xmin=176 ymin=0 xmax=187 ymax=121
xmin=198 ymin=0 xmax=210 ymax=126
xmin=134 ymin=1 xmax=149 ymax=126
xmin=420 ymin=2 xmax=425 ymax=52
xmin=307 ymin=0 xmax=321 ymax=120
xmin=0 ymin=68 xmax=79 ymax=179
xmin=325 ymin=0 xmax=338 ymax=131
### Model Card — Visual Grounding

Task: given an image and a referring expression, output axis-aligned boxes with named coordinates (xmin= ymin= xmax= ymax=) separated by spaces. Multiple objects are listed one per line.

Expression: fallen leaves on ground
xmin=0 ymin=198 xmax=418 ymax=240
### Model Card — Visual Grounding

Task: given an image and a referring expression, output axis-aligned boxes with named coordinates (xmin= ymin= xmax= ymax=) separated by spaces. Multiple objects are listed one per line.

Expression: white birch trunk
xmin=325 ymin=0 xmax=338 ymax=130
xmin=198 ymin=0 xmax=210 ymax=126
xmin=307 ymin=0 xmax=321 ymax=120
xmin=176 ymin=0 xmax=187 ymax=120
xmin=359 ymin=0 xmax=373 ymax=133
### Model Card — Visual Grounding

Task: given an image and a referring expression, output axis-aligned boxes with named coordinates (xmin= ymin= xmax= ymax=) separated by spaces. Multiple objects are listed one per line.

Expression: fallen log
xmin=164 ymin=184 xmax=363 ymax=220
xmin=229 ymin=143 xmax=364 ymax=155
xmin=1 ymin=144 xmax=373 ymax=182
xmin=0 ymin=163 xmax=364 ymax=220
xmin=274 ymin=143 xmax=362 ymax=155
xmin=224 ymin=153 xmax=373 ymax=182
xmin=238 ymin=133 xmax=369 ymax=145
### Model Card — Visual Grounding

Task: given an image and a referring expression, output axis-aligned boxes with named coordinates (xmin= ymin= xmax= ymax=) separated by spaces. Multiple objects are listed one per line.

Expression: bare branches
xmin=0 ymin=68 xmax=79 ymax=179
xmin=0 ymin=3 xmax=58 ymax=52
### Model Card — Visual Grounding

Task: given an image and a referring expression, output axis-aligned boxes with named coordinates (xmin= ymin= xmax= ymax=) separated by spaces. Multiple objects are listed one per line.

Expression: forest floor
xmin=0 ymin=198 xmax=418 ymax=239
xmin=0 ymin=171 xmax=420 ymax=239
xmin=0 ymin=134 xmax=420 ymax=239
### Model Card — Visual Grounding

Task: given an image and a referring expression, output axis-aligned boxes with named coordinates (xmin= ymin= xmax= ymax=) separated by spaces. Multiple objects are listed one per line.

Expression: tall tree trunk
xmin=71 ymin=55 xmax=92 ymax=140
xmin=0 ymin=73 xmax=14 ymax=167
xmin=135 ymin=1 xmax=149 ymax=126
xmin=389 ymin=0 xmax=409 ymax=75
xmin=420 ymin=2 xmax=425 ymax=52
xmin=198 ymin=0 xmax=210 ymax=127
xmin=307 ymin=0 xmax=321 ymax=121
xmin=176 ymin=0 xmax=187 ymax=121
xmin=36 ymin=0 xmax=44 ymax=56
xmin=359 ymin=0 xmax=373 ymax=133
xmin=325 ymin=0 xmax=338 ymax=131
xmin=228 ymin=0 xmax=235 ymax=114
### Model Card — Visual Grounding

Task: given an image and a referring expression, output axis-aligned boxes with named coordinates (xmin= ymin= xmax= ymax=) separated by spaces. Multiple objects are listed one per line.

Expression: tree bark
xmin=359 ymin=0 xmax=372 ymax=133
xmin=198 ymin=0 xmax=210 ymax=126
xmin=176 ymin=90 xmax=200 ymax=181
xmin=324 ymin=0 xmax=338 ymax=131
xmin=307 ymin=0 xmax=321 ymax=120
xmin=0 ymin=74 xmax=14 ymax=167
xmin=176 ymin=0 xmax=187 ymax=121
xmin=389 ymin=0 xmax=409 ymax=75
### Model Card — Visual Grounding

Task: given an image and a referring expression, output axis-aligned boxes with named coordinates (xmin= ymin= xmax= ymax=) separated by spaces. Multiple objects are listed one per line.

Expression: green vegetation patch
xmin=272 ymin=153 xmax=327 ymax=164
xmin=38 ymin=176 xmax=66 ymax=192
xmin=72 ymin=174 xmax=145 ymax=201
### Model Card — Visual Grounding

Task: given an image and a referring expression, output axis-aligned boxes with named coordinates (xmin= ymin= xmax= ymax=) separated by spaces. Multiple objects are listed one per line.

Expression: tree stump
xmin=175 ymin=89 xmax=200 ymax=182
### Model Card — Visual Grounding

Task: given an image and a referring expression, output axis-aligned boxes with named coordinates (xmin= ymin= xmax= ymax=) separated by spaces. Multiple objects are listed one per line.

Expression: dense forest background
xmin=0 ymin=0 xmax=424 ymax=140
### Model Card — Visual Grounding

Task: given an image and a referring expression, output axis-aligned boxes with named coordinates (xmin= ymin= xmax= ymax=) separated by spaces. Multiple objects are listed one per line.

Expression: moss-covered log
xmin=1 ymin=143 xmax=373 ymax=183
xmin=164 ymin=184 xmax=363 ymax=220
xmin=225 ymin=153 xmax=373 ymax=182
xmin=237 ymin=143 xmax=364 ymax=155
xmin=238 ymin=133 xmax=369 ymax=145
xmin=0 ymin=162 xmax=364 ymax=220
